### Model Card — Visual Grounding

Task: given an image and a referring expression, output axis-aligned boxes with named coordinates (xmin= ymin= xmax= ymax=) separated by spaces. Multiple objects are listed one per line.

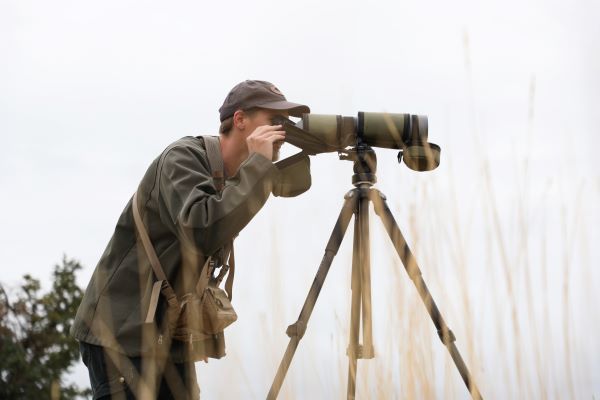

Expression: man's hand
xmin=246 ymin=125 xmax=286 ymax=161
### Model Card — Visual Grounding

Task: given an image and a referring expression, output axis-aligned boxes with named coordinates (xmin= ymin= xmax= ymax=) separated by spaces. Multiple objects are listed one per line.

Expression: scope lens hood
xmin=402 ymin=143 xmax=441 ymax=171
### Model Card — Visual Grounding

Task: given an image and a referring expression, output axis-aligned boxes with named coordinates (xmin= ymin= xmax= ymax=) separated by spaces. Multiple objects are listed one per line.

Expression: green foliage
xmin=0 ymin=256 xmax=91 ymax=399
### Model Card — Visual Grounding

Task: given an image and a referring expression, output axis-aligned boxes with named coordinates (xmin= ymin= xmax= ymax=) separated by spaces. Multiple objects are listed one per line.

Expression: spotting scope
xmin=273 ymin=112 xmax=441 ymax=172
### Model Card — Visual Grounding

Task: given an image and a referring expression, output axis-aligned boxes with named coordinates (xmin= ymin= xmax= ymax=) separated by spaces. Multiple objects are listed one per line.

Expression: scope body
xmin=298 ymin=112 xmax=429 ymax=150
xmin=277 ymin=111 xmax=440 ymax=171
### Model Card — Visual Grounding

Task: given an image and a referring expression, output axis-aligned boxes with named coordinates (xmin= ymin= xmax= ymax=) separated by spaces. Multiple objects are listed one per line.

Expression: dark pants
xmin=79 ymin=342 xmax=200 ymax=400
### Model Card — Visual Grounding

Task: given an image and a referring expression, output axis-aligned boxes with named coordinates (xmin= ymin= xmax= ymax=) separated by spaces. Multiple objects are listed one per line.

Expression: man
xmin=71 ymin=80 xmax=310 ymax=399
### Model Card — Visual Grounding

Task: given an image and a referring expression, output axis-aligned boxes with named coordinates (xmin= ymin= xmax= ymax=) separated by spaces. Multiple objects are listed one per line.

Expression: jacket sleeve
xmin=158 ymin=144 xmax=277 ymax=255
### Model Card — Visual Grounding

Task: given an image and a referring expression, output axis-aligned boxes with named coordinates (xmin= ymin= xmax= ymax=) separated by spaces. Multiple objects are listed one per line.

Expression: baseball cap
xmin=219 ymin=80 xmax=310 ymax=122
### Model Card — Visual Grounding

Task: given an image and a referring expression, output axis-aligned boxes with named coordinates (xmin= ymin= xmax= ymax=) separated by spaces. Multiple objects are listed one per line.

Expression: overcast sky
xmin=1 ymin=0 xmax=599 ymax=398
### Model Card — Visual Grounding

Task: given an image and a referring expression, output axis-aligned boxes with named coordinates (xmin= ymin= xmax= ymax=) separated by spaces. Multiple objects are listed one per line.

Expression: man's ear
xmin=233 ymin=110 xmax=245 ymax=130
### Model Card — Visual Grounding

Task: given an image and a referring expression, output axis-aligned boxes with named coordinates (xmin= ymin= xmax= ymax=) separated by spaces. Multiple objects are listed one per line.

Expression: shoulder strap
xmin=132 ymin=191 xmax=175 ymax=323
xmin=202 ymin=135 xmax=235 ymax=301
xmin=225 ymin=243 xmax=235 ymax=301
xmin=132 ymin=191 xmax=168 ymax=282
xmin=203 ymin=136 xmax=225 ymax=191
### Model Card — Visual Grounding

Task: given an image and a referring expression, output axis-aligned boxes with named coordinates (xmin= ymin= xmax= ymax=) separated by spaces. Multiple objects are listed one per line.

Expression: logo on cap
xmin=269 ymin=85 xmax=283 ymax=96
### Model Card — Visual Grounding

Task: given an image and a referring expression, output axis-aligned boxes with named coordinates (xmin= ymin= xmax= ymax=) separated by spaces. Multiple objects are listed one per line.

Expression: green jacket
xmin=70 ymin=136 xmax=278 ymax=359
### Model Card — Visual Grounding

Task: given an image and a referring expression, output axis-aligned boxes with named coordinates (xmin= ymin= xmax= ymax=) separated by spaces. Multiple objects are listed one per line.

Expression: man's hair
xmin=219 ymin=108 xmax=260 ymax=136
xmin=219 ymin=117 xmax=234 ymax=135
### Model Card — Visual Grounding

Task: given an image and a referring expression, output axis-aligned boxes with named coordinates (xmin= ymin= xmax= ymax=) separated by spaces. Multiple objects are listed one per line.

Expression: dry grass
xmin=201 ymin=132 xmax=599 ymax=399
xmin=200 ymin=33 xmax=600 ymax=399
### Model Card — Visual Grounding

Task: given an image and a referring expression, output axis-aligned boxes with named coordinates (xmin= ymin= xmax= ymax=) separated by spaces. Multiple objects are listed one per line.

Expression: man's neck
xmin=219 ymin=131 xmax=248 ymax=178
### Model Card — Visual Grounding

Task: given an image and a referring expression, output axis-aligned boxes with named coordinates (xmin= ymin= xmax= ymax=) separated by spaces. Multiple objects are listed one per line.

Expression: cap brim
xmin=256 ymin=100 xmax=310 ymax=117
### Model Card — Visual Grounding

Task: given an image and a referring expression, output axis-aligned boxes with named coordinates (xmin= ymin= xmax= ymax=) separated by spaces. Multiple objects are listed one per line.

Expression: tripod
xmin=267 ymin=145 xmax=484 ymax=400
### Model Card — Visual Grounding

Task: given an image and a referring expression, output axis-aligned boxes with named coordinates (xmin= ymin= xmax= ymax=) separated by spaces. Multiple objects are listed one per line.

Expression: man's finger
xmin=251 ymin=130 xmax=286 ymax=139
xmin=266 ymin=135 xmax=286 ymax=144
xmin=250 ymin=125 xmax=284 ymax=137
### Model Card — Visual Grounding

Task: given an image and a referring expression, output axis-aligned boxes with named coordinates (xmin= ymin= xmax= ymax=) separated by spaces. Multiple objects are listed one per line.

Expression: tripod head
xmin=338 ymin=144 xmax=377 ymax=187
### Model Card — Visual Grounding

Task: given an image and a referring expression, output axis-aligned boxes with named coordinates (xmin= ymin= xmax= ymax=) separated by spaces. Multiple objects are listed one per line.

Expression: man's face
xmin=244 ymin=109 xmax=289 ymax=161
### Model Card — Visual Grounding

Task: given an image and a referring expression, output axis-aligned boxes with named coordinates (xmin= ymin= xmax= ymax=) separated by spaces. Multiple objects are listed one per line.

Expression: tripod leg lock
xmin=436 ymin=328 xmax=456 ymax=344
xmin=286 ymin=320 xmax=307 ymax=339
xmin=346 ymin=344 xmax=375 ymax=359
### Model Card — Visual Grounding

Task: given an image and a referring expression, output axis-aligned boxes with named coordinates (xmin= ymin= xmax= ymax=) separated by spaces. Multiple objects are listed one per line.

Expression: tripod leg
xmin=347 ymin=190 xmax=376 ymax=400
xmin=347 ymin=209 xmax=361 ymax=400
xmin=358 ymin=193 xmax=374 ymax=358
xmin=267 ymin=192 xmax=356 ymax=400
xmin=370 ymin=190 xmax=484 ymax=400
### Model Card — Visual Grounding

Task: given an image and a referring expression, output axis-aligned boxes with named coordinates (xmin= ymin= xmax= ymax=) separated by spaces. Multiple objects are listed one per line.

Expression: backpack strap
xmin=133 ymin=191 xmax=168 ymax=282
xmin=203 ymin=136 xmax=225 ymax=191
xmin=132 ymin=191 xmax=180 ymax=323
xmin=202 ymin=135 xmax=235 ymax=301
xmin=225 ymin=243 xmax=235 ymax=301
